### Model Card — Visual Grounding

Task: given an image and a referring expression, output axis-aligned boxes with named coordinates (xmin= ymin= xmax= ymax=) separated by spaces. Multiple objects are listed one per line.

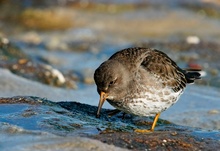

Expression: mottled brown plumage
xmin=94 ymin=47 xmax=201 ymax=132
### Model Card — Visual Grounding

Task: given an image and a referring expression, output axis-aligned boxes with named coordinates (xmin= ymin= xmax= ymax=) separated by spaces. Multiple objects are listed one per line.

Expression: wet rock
xmin=91 ymin=131 xmax=220 ymax=150
xmin=186 ymin=36 xmax=200 ymax=44
xmin=0 ymin=37 xmax=29 ymax=61
xmin=0 ymin=59 xmax=77 ymax=89
xmin=20 ymin=32 xmax=42 ymax=45
xmin=0 ymin=96 xmax=220 ymax=150
xmin=0 ymin=38 xmax=77 ymax=89
xmin=208 ymin=109 xmax=219 ymax=114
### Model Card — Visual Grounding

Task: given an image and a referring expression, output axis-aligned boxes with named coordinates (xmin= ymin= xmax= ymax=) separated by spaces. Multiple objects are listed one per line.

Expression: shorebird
xmin=94 ymin=47 xmax=201 ymax=133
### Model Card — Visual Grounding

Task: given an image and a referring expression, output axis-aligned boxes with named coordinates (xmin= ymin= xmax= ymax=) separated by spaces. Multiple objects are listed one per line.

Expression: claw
xmin=134 ymin=129 xmax=154 ymax=133
xmin=134 ymin=113 xmax=161 ymax=133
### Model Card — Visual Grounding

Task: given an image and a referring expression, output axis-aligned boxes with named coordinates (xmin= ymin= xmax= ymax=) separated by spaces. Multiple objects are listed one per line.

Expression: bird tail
xmin=183 ymin=69 xmax=202 ymax=84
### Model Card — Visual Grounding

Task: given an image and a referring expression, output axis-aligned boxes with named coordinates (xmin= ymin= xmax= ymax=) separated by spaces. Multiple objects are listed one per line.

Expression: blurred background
xmin=0 ymin=0 xmax=220 ymax=129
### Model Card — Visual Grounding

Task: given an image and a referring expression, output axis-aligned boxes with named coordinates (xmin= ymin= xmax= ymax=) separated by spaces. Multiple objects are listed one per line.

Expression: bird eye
xmin=108 ymin=78 xmax=117 ymax=87
xmin=109 ymin=81 xmax=114 ymax=85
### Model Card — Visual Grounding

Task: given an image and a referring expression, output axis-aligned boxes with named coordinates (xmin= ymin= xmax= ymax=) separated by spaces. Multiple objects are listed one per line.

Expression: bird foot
xmin=134 ymin=129 xmax=154 ymax=133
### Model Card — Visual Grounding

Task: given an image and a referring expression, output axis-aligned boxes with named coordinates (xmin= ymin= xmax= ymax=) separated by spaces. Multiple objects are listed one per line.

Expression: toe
xmin=134 ymin=129 xmax=154 ymax=133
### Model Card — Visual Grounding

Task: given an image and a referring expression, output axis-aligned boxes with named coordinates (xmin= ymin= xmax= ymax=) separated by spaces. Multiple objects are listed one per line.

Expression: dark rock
xmin=91 ymin=131 xmax=220 ymax=151
xmin=0 ymin=96 xmax=219 ymax=150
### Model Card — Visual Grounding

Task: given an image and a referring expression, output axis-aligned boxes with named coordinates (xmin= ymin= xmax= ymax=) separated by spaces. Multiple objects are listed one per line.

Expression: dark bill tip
xmin=96 ymin=114 xmax=100 ymax=118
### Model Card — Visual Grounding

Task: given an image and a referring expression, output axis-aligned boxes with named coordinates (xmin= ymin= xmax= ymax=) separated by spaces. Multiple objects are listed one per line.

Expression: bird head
xmin=94 ymin=60 xmax=129 ymax=118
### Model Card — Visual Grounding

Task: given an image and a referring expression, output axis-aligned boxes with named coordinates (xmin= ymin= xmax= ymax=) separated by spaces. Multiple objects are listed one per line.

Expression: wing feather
xmin=141 ymin=49 xmax=187 ymax=92
xmin=109 ymin=47 xmax=200 ymax=92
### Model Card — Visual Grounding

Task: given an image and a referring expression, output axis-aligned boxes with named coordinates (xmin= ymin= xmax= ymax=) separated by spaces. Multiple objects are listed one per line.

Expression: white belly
xmin=131 ymin=90 xmax=182 ymax=116
xmin=109 ymin=87 xmax=183 ymax=117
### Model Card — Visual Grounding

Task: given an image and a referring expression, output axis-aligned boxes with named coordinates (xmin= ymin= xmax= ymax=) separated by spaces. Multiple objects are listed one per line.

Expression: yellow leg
xmin=134 ymin=113 xmax=161 ymax=133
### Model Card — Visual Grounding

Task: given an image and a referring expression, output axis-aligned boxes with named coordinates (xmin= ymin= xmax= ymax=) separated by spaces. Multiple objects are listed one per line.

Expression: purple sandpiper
xmin=94 ymin=47 xmax=201 ymax=133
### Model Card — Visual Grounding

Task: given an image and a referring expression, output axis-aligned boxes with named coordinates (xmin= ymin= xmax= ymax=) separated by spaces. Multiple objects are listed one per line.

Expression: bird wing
xmin=141 ymin=49 xmax=187 ymax=92
xmin=109 ymin=47 xmax=199 ymax=92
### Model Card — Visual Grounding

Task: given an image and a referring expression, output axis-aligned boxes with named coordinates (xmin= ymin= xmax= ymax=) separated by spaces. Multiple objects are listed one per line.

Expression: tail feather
xmin=183 ymin=69 xmax=201 ymax=84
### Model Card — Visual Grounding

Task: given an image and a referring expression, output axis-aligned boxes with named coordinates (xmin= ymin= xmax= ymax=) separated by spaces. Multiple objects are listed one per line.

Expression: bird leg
xmin=134 ymin=113 xmax=161 ymax=133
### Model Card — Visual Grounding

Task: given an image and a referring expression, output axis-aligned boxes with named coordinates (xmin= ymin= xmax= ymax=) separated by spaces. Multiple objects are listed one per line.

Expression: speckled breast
xmin=107 ymin=87 xmax=183 ymax=117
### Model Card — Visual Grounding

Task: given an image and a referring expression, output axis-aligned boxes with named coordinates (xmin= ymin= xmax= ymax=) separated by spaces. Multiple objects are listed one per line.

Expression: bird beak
xmin=96 ymin=91 xmax=107 ymax=118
